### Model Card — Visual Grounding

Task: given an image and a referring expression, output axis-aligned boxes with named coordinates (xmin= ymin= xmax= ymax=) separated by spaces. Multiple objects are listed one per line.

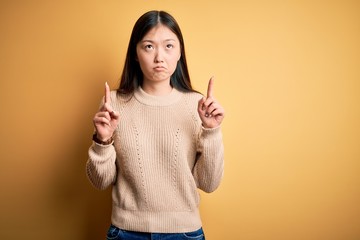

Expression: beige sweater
xmin=86 ymin=87 xmax=224 ymax=233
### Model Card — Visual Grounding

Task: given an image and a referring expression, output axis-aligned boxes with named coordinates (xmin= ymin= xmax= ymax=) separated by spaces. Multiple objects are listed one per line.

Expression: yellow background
xmin=1 ymin=0 xmax=359 ymax=239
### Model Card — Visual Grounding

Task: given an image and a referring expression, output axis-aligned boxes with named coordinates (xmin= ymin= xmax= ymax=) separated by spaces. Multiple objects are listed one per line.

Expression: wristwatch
xmin=92 ymin=133 xmax=113 ymax=145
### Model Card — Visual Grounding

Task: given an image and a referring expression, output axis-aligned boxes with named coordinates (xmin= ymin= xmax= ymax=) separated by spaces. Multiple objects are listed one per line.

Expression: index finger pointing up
xmin=207 ymin=76 xmax=214 ymax=98
xmin=105 ymin=82 xmax=111 ymax=104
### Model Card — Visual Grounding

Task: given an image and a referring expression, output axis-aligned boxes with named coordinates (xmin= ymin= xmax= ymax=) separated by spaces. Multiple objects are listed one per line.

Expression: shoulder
xmin=109 ymin=90 xmax=134 ymax=115
xmin=110 ymin=90 xmax=133 ymax=103
xmin=181 ymin=90 xmax=204 ymax=103
xmin=179 ymin=91 xmax=203 ymax=117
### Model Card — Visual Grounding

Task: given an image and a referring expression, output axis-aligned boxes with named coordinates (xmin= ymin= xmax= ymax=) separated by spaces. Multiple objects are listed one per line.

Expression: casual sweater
xmin=86 ymin=87 xmax=224 ymax=233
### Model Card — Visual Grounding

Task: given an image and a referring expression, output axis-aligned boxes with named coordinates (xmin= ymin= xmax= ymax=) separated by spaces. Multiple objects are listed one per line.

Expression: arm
xmin=86 ymin=82 xmax=120 ymax=190
xmin=86 ymin=142 xmax=117 ymax=190
xmin=193 ymin=126 xmax=224 ymax=193
xmin=194 ymin=77 xmax=225 ymax=192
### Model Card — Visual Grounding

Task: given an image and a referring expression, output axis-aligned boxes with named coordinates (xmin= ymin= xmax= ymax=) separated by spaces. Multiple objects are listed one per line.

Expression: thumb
xmin=198 ymin=96 xmax=206 ymax=112
xmin=110 ymin=110 xmax=120 ymax=120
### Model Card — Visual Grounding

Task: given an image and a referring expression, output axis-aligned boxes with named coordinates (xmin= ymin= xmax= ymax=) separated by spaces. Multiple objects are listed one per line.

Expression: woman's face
xmin=136 ymin=24 xmax=181 ymax=86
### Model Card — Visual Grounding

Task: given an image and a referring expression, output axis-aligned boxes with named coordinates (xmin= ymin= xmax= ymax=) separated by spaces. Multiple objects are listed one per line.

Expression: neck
xmin=142 ymin=81 xmax=172 ymax=96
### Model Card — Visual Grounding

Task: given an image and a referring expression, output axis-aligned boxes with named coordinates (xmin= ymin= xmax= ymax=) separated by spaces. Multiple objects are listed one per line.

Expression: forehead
xmin=141 ymin=24 xmax=179 ymax=42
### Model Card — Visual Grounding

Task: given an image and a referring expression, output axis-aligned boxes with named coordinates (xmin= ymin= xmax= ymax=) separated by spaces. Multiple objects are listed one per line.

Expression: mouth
xmin=154 ymin=66 xmax=166 ymax=71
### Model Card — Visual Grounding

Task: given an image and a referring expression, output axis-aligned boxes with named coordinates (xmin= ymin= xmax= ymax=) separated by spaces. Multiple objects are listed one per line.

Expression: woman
xmin=87 ymin=10 xmax=225 ymax=240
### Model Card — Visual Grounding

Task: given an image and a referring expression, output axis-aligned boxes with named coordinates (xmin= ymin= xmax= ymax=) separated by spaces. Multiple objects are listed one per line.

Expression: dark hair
xmin=117 ymin=10 xmax=195 ymax=95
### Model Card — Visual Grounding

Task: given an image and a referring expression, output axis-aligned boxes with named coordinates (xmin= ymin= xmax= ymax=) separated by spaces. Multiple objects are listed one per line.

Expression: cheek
xmin=137 ymin=54 xmax=151 ymax=69
xmin=168 ymin=60 xmax=178 ymax=72
xmin=136 ymin=48 xmax=149 ymax=64
xmin=170 ymin=52 xmax=181 ymax=67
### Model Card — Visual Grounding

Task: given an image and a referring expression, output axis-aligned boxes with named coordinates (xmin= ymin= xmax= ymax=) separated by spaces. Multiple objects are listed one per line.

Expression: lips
xmin=154 ymin=66 xmax=166 ymax=71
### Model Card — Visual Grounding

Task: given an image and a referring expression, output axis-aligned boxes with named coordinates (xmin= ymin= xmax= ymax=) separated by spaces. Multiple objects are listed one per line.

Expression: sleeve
xmin=192 ymin=126 xmax=224 ymax=193
xmin=86 ymin=141 xmax=117 ymax=190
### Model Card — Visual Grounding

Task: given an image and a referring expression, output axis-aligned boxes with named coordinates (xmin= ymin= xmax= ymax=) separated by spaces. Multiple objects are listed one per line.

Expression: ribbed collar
xmin=134 ymin=87 xmax=183 ymax=106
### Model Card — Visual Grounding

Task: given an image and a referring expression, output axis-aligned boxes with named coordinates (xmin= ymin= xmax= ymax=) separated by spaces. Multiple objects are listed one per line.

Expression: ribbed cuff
xmin=92 ymin=141 xmax=115 ymax=155
xmin=200 ymin=125 xmax=222 ymax=138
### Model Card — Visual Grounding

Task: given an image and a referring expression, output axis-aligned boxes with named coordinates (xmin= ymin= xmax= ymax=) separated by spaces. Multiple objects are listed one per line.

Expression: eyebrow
xmin=140 ymin=39 xmax=177 ymax=43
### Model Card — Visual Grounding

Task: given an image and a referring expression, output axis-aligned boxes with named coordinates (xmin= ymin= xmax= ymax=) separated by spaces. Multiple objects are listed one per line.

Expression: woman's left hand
xmin=198 ymin=77 xmax=225 ymax=128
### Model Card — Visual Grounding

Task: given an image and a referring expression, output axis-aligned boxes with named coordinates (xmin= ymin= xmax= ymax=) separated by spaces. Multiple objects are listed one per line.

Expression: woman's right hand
xmin=93 ymin=82 xmax=120 ymax=142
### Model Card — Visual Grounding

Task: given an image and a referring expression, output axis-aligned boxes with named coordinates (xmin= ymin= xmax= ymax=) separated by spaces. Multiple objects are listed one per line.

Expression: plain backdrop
xmin=0 ymin=0 xmax=359 ymax=239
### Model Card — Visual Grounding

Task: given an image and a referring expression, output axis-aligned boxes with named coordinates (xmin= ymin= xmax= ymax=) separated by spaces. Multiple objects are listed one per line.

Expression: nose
xmin=154 ymin=49 xmax=164 ymax=63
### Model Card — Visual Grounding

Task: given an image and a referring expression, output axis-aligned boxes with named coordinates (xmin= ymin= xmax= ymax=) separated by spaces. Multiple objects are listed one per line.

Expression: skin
xmin=197 ymin=76 xmax=225 ymax=129
xmin=136 ymin=24 xmax=181 ymax=96
xmin=93 ymin=24 xmax=225 ymax=141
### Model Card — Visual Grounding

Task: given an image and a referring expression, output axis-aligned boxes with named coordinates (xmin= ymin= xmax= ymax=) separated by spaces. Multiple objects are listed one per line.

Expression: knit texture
xmin=86 ymin=87 xmax=224 ymax=233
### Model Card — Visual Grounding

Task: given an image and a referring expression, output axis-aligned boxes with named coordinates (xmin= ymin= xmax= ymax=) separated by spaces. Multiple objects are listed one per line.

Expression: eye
xmin=166 ymin=44 xmax=174 ymax=49
xmin=145 ymin=44 xmax=154 ymax=50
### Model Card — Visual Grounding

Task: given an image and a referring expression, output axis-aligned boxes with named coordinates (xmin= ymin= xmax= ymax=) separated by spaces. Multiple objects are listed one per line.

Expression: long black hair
xmin=117 ymin=10 xmax=194 ymax=95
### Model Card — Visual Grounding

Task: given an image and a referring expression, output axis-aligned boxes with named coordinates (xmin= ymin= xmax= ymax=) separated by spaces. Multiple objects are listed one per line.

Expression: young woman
xmin=87 ymin=10 xmax=225 ymax=240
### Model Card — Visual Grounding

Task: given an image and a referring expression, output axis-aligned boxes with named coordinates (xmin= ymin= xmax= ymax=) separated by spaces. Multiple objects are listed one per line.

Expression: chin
xmin=151 ymin=74 xmax=170 ymax=82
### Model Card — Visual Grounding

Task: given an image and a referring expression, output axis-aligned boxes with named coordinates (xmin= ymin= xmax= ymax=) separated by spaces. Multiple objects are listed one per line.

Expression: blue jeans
xmin=106 ymin=224 xmax=205 ymax=240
